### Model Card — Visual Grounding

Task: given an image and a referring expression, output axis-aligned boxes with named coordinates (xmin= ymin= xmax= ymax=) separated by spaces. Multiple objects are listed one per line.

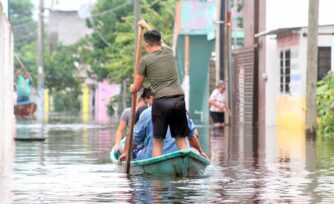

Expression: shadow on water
xmin=1 ymin=114 xmax=334 ymax=203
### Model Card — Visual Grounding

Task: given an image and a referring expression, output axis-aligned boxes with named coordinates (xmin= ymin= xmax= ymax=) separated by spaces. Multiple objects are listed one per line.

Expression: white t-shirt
xmin=209 ymin=89 xmax=225 ymax=112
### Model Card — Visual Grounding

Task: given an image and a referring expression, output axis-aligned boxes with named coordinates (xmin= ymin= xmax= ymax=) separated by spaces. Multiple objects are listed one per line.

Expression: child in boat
xmin=117 ymin=107 xmax=208 ymax=161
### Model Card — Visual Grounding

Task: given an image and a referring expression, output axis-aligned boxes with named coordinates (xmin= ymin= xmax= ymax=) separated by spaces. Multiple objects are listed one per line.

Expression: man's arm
xmin=113 ymin=120 xmax=127 ymax=152
xmin=209 ymin=98 xmax=225 ymax=111
xmin=16 ymin=66 xmax=25 ymax=77
xmin=189 ymin=130 xmax=208 ymax=159
xmin=130 ymin=74 xmax=145 ymax=93
xmin=138 ymin=19 xmax=151 ymax=30
xmin=138 ymin=20 xmax=169 ymax=48
xmin=118 ymin=110 xmax=150 ymax=162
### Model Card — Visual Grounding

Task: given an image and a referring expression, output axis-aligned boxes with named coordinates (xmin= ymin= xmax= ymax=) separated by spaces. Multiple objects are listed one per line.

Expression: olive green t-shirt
xmin=138 ymin=46 xmax=184 ymax=99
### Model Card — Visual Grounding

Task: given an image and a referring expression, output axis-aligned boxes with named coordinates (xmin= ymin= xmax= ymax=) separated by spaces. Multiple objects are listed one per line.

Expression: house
xmin=257 ymin=25 xmax=334 ymax=129
xmin=174 ymin=0 xmax=243 ymax=125
xmin=233 ymin=0 xmax=334 ymax=129
xmin=48 ymin=10 xmax=93 ymax=49
xmin=174 ymin=0 xmax=216 ymax=124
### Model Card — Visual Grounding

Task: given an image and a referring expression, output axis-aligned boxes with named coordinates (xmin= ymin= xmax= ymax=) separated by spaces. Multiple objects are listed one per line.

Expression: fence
xmin=232 ymin=46 xmax=256 ymax=125
xmin=0 ymin=3 xmax=15 ymax=172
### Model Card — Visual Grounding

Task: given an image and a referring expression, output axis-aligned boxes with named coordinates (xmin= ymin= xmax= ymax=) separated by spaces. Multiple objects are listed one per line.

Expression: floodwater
xmin=1 ymin=115 xmax=334 ymax=203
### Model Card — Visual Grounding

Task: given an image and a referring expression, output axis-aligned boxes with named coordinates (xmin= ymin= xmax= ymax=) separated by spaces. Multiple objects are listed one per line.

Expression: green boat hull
xmin=110 ymin=148 xmax=210 ymax=177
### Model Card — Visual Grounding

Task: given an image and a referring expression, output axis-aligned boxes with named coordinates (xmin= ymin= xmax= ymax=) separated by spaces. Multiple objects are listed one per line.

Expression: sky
xmin=31 ymin=0 xmax=334 ymax=29
xmin=32 ymin=0 xmax=96 ymax=11
xmin=267 ymin=0 xmax=334 ymax=30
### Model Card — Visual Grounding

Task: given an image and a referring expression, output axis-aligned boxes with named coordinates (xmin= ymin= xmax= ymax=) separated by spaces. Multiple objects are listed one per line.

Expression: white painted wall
xmin=264 ymin=36 xmax=279 ymax=126
xmin=264 ymin=0 xmax=334 ymax=126
xmin=0 ymin=4 xmax=15 ymax=173
xmin=0 ymin=0 xmax=7 ymax=17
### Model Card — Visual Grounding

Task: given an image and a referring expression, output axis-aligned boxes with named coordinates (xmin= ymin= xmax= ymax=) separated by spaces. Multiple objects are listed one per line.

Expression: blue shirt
xmin=133 ymin=107 xmax=195 ymax=160
xmin=16 ymin=75 xmax=31 ymax=97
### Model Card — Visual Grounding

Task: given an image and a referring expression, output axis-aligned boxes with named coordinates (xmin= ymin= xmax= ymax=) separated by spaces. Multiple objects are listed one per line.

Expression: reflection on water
xmin=1 ymin=116 xmax=334 ymax=203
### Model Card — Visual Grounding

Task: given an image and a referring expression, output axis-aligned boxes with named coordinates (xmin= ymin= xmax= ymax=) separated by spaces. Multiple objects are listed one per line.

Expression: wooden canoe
xmin=110 ymin=148 xmax=210 ymax=177
xmin=14 ymin=101 xmax=37 ymax=119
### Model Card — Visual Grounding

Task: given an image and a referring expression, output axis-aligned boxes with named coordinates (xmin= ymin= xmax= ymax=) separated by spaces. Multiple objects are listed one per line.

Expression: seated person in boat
xmin=113 ymin=86 xmax=153 ymax=153
xmin=118 ymin=107 xmax=208 ymax=161
xmin=15 ymin=66 xmax=32 ymax=103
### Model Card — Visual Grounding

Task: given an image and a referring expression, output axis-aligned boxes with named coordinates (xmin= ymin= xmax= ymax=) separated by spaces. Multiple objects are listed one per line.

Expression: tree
xmin=317 ymin=72 xmax=334 ymax=136
xmin=83 ymin=0 xmax=176 ymax=82
xmin=83 ymin=0 xmax=177 ymax=111
xmin=44 ymin=44 xmax=81 ymax=91
xmin=9 ymin=0 xmax=37 ymax=55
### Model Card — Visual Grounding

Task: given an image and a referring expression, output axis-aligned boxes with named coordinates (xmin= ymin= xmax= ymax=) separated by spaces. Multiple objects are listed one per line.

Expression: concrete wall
xmin=95 ymin=81 xmax=120 ymax=125
xmin=0 ymin=0 xmax=7 ymax=17
xmin=48 ymin=10 xmax=92 ymax=46
xmin=269 ymin=25 xmax=334 ymax=129
xmin=0 ymin=3 xmax=15 ymax=172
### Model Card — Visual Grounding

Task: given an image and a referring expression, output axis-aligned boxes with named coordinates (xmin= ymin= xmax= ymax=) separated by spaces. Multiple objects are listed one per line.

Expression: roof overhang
xmin=255 ymin=27 xmax=302 ymax=38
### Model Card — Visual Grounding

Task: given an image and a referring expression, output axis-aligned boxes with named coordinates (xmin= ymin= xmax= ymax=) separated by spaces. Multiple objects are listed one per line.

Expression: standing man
xmin=16 ymin=66 xmax=32 ymax=103
xmin=130 ymin=20 xmax=188 ymax=157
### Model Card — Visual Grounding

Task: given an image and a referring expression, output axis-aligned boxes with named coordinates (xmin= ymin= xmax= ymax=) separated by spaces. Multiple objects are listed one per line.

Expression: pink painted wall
xmin=278 ymin=33 xmax=300 ymax=48
xmin=94 ymin=81 xmax=120 ymax=124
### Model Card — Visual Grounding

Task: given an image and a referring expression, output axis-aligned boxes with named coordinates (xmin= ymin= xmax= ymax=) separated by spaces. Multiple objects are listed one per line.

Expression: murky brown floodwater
xmin=1 ymin=115 xmax=334 ymax=203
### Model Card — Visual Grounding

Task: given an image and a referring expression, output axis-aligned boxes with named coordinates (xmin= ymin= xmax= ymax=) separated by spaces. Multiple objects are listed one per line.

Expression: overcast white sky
xmin=32 ymin=0 xmax=96 ymax=11
xmin=32 ymin=0 xmax=334 ymax=29
xmin=267 ymin=0 xmax=334 ymax=30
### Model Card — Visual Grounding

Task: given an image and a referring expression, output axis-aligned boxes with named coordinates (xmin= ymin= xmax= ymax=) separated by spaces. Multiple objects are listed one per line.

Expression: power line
xmin=89 ymin=17 xmax=111 ymax=47
xmin=91 ymin=0 xmax=133 ymax=18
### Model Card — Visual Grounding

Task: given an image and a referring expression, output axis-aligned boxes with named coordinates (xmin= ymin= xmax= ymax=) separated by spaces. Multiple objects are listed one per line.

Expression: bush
xmin=53 ymin=90 xmax=81 ymax=112
xmin=317 ymin=72 xmax=334 ymax=136
xmin=107 ymin=95 xmax=120 ymax=117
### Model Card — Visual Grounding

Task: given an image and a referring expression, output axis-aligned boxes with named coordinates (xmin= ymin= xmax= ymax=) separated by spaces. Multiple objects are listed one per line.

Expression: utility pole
xmin=218 ymin=0 xmax=225 ymax=81
xmin=224 ymin=0 xmax=231 ymax=125
xmin=253 ymin=0 xmax=259 ymax=128
xmin=37 ymin=0 xmax=44 ymax=124
xmin=305 ymin=0 xmax=319 ymax=136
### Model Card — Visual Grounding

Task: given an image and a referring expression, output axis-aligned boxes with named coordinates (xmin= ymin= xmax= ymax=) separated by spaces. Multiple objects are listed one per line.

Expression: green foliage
xmin=237 ymin=2 xmax=244 ymax=13
xmin=9 ymin=0 xmax=37 ymax=52
xmin=237 ymin=17 xmax=243 ymax=28
xmin=53 ymin=90 xmax=81 ymax=112
xmin=17 ymin=41 xmax=38 ymax=82
xmin=85 ymin=0 xmax=177 ymax=83
xmin=107 ymin=95 xmax=119 ymax=117
xmin=44 ymin=44 xmax=82 ymax=91
xmin=317 ymin=72 xmax=334 ymax=136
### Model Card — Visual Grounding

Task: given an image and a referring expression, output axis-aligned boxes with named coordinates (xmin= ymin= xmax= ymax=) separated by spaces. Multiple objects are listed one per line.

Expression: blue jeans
xmin=17 ymin=96 xmax=29 ymax=103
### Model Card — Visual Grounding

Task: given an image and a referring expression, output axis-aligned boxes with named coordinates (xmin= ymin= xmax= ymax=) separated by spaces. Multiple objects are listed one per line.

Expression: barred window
xmin=318 ymin=47 xmax=331 ymax=81
xmin=280 ymin=49 xmax=291 ymax=94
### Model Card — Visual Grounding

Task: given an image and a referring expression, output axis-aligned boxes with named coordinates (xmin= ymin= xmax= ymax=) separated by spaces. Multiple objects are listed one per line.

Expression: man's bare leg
xmin=175 ymin=137 xmax=187 ymax=150
xmin=152 ymin=138 xmax=164 ymax=157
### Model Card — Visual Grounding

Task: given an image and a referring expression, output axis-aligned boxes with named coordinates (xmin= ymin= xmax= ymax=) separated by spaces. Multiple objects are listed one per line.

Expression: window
xmin=280 ymin=50 xmax=291 ymax=93
xmin=318 ymin=47 xmax=331 ymax=80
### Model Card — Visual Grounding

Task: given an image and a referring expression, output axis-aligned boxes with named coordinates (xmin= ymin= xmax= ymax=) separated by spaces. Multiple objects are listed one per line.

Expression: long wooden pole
xmin=124 ymin=26 xmax=143 ymax=174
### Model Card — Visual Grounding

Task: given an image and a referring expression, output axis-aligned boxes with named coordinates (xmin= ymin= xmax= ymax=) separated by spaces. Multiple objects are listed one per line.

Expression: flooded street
xmin=1 ymin=116 xmax=334 ymax=203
